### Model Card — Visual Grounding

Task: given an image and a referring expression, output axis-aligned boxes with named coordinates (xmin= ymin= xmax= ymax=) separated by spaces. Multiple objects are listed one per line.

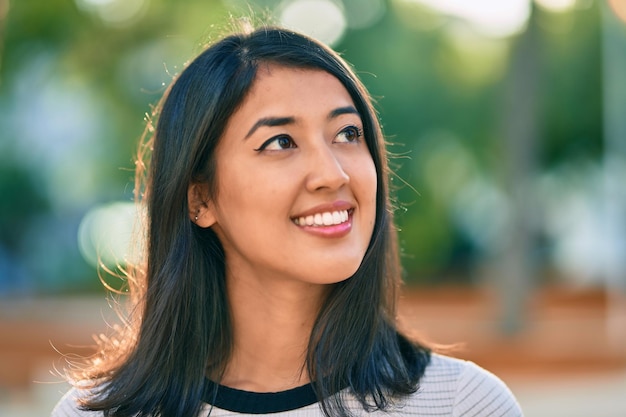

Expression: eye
xmin=255 ymin=135 xmax=297 ymax=152
xmin=335 ymin=125 xmax=363 ymax=144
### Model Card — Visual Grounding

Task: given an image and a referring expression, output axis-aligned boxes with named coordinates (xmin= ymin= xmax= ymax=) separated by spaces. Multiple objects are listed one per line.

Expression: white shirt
xmin=52 ymin=354 xmax=523 ymax=417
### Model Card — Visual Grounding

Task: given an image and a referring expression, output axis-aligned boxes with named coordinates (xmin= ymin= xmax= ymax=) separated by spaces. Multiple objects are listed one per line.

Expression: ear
xmin=187 ymin=183 xmax=217 ymax=228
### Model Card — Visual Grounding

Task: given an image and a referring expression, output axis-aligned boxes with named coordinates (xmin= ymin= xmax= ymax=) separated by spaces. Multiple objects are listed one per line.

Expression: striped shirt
xmin=52 ymin=354 xmax=523 ymax=416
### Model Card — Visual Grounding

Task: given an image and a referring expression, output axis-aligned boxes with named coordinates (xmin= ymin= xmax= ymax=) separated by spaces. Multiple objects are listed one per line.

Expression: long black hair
xmin=75 ymin=26 xmax=430 ymax=417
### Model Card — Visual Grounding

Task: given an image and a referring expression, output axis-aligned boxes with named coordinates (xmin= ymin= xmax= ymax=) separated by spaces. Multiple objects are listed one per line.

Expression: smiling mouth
xmin=293 ymin=209 xmax=351 ymax=227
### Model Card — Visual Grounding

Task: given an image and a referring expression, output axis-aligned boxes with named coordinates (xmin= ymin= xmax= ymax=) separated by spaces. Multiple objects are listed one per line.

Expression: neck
xmin=220 ymin=272 xmax=329 ymax=392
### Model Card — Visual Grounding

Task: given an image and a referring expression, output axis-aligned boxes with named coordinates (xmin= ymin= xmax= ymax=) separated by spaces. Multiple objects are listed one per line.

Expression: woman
xmin=53 ymin=26 xmax=523 ymax=417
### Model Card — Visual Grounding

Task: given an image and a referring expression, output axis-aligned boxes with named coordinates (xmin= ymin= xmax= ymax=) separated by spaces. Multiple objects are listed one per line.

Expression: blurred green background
xmin=0 ymin=0 xmax=624 ymax=297
xmin=2 ymin=1 xmax=626 ymax=415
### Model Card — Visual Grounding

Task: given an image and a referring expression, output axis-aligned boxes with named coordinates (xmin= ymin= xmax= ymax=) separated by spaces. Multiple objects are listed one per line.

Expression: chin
xmin=310 ymin=262 xmax=363 ymax=285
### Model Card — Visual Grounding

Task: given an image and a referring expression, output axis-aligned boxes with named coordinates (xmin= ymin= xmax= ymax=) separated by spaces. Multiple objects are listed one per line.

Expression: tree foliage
xmin=0 ymin=0 xmax=605 ymax=293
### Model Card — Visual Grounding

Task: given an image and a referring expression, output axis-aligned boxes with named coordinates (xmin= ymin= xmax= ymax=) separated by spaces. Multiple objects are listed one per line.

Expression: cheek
xmin=350 ymin=156 xmax=378 ymax=226
xmin=360 ymin=158 xmax=378 ymax=204
xmin=213 ymin=168 xmax=284 ymax=226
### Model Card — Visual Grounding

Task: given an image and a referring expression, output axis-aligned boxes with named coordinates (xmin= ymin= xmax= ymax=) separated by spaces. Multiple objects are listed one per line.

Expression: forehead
xmin=233 ymin=63 xmax=355 ymax=117
xmin=252 ymin=62 xmax=340 ymax=88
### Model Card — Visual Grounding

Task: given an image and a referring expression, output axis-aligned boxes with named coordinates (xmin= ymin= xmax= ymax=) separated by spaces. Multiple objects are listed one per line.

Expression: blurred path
xmin=511 ymin=371 xmax=626 ymax=417
xmin=1 ymin=286 xmax=625 ymax=416
xmin=399 ymin=285 xmax=626 ymax=417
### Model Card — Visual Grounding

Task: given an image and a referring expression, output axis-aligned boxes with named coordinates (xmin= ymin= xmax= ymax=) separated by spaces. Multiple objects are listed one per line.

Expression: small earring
xmin=194 ymin=214 xmax=199 ymax=222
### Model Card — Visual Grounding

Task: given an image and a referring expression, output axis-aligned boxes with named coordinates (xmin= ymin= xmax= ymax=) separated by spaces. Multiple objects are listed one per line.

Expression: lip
xmin=291 ymin=201 xmax=354 ymax=238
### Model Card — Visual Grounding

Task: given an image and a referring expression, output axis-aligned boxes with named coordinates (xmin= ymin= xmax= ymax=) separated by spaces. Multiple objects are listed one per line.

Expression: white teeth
xmin=295 ymin=210 xmax=350 ymax=227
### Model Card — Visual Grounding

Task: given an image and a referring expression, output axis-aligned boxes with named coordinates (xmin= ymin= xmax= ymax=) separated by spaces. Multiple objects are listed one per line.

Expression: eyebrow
xmin=244 ymin=106 xmax=361 ymax=139
xmin=328 ymin=106 xmax=360 ymax=119
xmin=245 ymin=116 xmax=295 ymax=139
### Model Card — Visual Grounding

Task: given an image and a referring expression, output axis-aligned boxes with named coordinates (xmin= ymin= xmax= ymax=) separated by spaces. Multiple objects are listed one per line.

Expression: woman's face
xmin=201 ymin=64 xmax=377 ymax=287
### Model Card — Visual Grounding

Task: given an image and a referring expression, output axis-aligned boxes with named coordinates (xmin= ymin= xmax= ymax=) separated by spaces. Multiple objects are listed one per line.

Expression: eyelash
xmin=336 ymin=125 xmax=364 ymax=143
xmin=254 ymin=125 xmax=364 ymax=152
xmin=254 ymin=135 xmax=296 ymax=152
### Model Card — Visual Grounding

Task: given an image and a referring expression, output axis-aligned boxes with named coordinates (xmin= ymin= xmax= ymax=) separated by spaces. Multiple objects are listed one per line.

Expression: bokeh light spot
xmin=609 ymin=0 xmax=626 ymax=23
xmin=412 ymin=0 xmax=530 ymax=38
xmin=342 ymin=0 xmax=386 ymax=29
xmin=78 ymin=202 xmax=139 ymax=268
xmin=75 ymin=0 xmax=147 ymax=26
xmin=535 ymin=0 xmax=577 ymax=13
xmin=279 ymin=0 xmax=346 ymax=46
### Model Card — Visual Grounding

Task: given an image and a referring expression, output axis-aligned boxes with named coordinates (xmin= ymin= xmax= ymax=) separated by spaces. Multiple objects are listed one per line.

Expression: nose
xmin=305 ymin=145 xmax=350 ymax=192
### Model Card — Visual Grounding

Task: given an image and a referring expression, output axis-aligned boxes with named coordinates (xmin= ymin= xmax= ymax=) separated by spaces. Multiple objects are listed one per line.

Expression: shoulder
xmin=51 ymin=387 xmax=103 ymax=417
xmin=402 ymin=353 xmax=523 ymax=417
